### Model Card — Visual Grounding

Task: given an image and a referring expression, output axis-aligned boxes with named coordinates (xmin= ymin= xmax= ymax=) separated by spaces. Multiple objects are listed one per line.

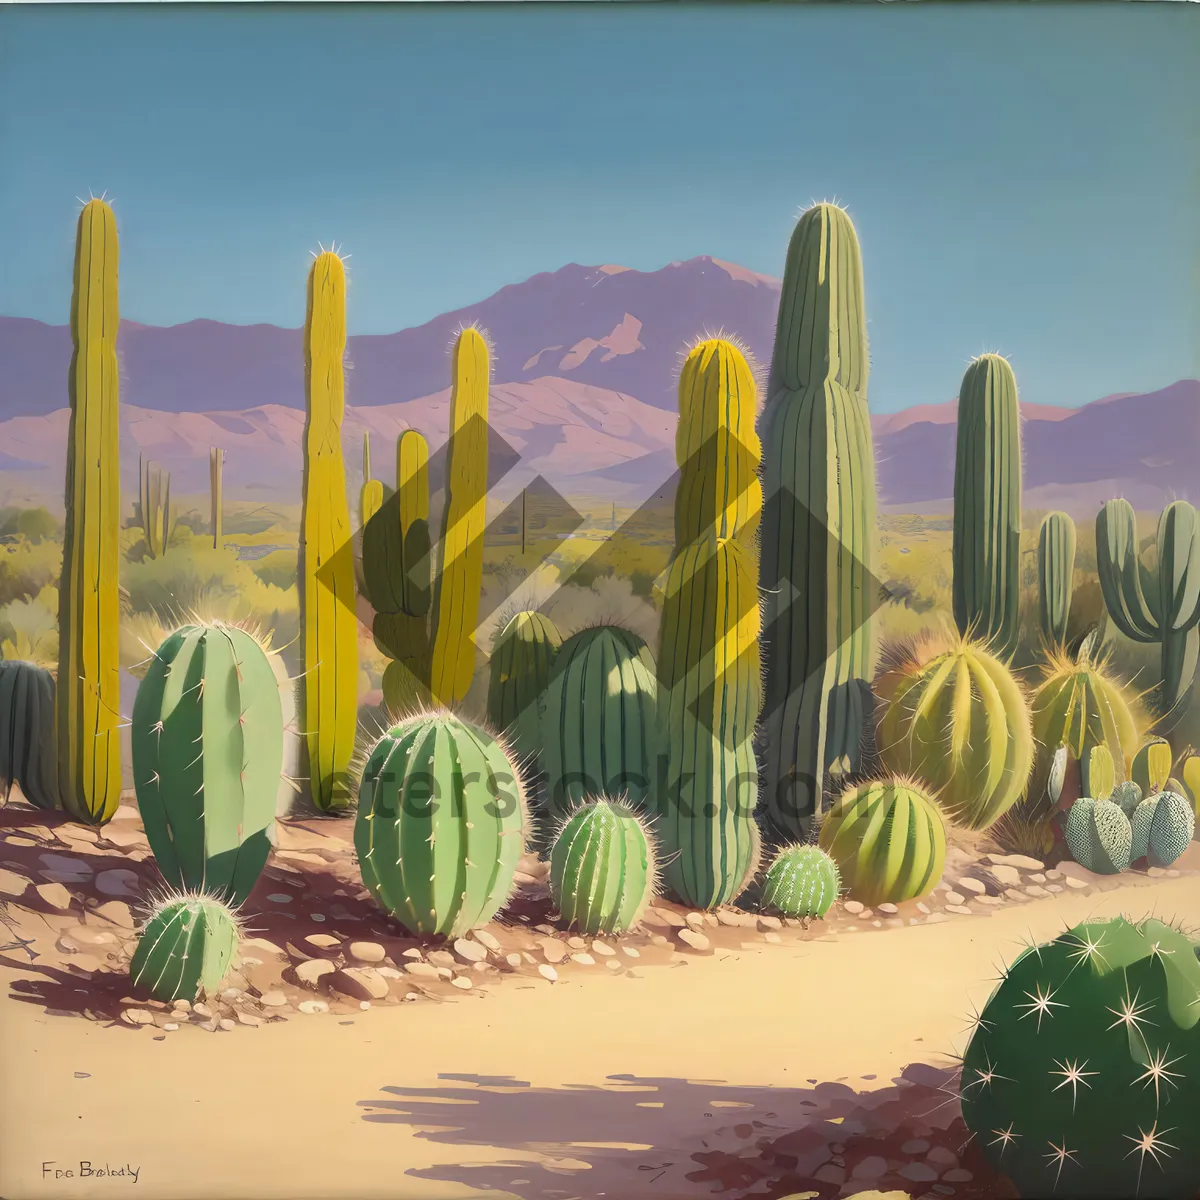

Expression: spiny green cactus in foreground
xmin=132 ymin=623 xmax=284 ymax=905
xmin=130 ymin=893 xmax=240 ymax=1003
xmin=487 ymin=610 xmax=562 ymax=768
xmin=1130 ymin=792 xmax=1194 ymax=867
xmin=354 ymin=711 xmax=527 ymax=937
xmin=0 ymin=660 xmax=59 ymax=810
xmin=760 ymin=845 xmax=841 ymax=919
xmin=548 ymin=798 xmax=657 ymax=934
xmin=876 ymin=631 xmax=1033 ymax=830
xmin=57 ymin=198 xmax=123 ymax=825
xmin=299 ymin=250 xmax=358 ymax=813
xmin=818 ymin=778 xmax=946 ymax=905
xmin=952 ymin=353 xmax=1022 ymax=660
xmin=1037 ymin=510 xmax=1076 ymax=648
xmin=759 ymin=203 xmax=878 ymax=837
xmin=1064 ymin=797 xmax=1131 ymax=875
xmin=960 ymin=916 xmax=1200 ymax=1200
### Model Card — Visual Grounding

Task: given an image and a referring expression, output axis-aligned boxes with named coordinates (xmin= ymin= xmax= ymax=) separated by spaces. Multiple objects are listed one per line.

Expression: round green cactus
xmin=354 ymin=711 xmax=528 ymax=937
xmin=1130 ymin=792 xmax=1195 ymax=867
xmin=818 ymin=778 xmax=946 ymax=905
xmin=960 ymin=916 xmax=1200 ymax=1200
xmin=487 ymin=610 xmax=562 ymax=769
xmin=548 ymin=797 xmax=657 ymax=934
xmin=130 ymin=893 xmax=239 ymax=1003
xmin=1064 ymin=798 xmax=1132 ymax=874
xmin=760 ymin=845 xmax=841 ymax=919
xmin=1111 ymin=780 xmax=1143 ymax=818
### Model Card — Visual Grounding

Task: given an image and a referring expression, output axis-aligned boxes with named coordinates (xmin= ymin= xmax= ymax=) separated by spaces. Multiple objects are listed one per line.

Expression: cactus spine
xmin=759 ymin=204 xmax=878 ymax=838
xmin=657 ymin=338 xmax=763 ymax=909
xmin=57 ymin=198 xmax=122 ymax=825
xmin=487 ymin=611 xmax=562 ymax=767
xmin=952 ymin=354 xmax=1022 ymax=659
xmin=130 ymin=894 xmax=240 ymax=1003
xmin=299 ymin=250 xmax=358 ymax=813
xmin=429 ymin=328 xmax=490 ymax=708
xmin=1097 ymin=497 xmax=1200 ymax=718
xmin=209 ymin=447 xmax=224 ymax=550
xmin=0 ymin=660 xmax=59 ymax=809
xmin=1038 ymin=510 xmax=1075 ymax=647
xmin=137 ymin=454 xmax=173 ymax=559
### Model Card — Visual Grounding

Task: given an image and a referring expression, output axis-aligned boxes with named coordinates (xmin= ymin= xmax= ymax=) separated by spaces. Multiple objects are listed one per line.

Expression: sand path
xmin=2 ymin=872 xmax=1197 ymax=1200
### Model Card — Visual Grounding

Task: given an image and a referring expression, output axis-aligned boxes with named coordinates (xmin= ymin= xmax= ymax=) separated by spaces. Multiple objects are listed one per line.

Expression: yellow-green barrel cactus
xmin=299 ymin=250 xmax=358 ymax=813
xmin=429 ymin=327 xmax=490 ymax=708
xmin=952 ymin=354 xmax=1022 ymax=660
xmin=548 ymin=797 xmax=657 ymax=935
xmin=818 ymin=778 xmax=947 ymax=905
xmin=487 ymin=611 xmax=562 ymax=768
xmin=1097 ymin=497 xmax=1200 ymax=717
xmin=131 ymin=623 xmax=283 ymax=905
xmin=876 ymin=631 xmax=1033 ymax=830
xmin=130 ymin=894 xmax=240 ymax=1003
xmin=354 ymin=711 xmax=527 ymax=937
xmin=541 ymin=626 xmax=659 ymax=821
xmin=57 ymin=198 xmax=123 ymax=825
xmin=1037 ymin=510 xmax=1076 ymax=648
xmin=759 ymin=203 xmax=878 ymax=838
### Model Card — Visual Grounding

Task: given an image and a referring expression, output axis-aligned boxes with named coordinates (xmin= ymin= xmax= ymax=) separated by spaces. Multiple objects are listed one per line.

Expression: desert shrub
xmin=0 ymin=585 xmax=58 ymax=667
xmin=0 ymin=507 xmax=59 ymax=543
xmin=0 ymin=538 xmax=61 ymax=607
xmin=546 ymin=576 xmax=660 ymax=648
xmin=250 ymin=548 xmax=298 ymax=589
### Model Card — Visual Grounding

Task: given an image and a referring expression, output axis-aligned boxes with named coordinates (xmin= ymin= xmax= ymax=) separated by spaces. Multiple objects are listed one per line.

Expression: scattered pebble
xmin=851 ymin=1155 xmax=888 ymax=1179
xmin=192 ymin=1003 xmax=212 ymax=1018
xmin=453 ymin=938 xmax=488 ymax=963
xmin=763 ymin=932 xmax=782 ymax=944
xmin=876 ymin=902 xmax=898 ymax=915
xmin=943 ymin=891 xmax=965 ymax=906
xmin=1028 ymin=872 xmax=1047 ymax=883
xmin=35 ymin=881 xmax=74 ymax=911
xmin=95 ymin=868 xmax=140 ymax=898
xmin=570 ymin=953 xmax=596 ymax=966
xmin=943 ymin=1168 xmax=974 ymax=1182
xmin=94 ymin=900 xmax=134 ymax=928
xmin=306 ymin=933 xmax=341 ymax=951
xmin=298 ymin=1000 xmax=329 ymax=1014
xmin=473 ymin=930 xmax=501 ymax=952
xmin=989 ymin=864 xmax=1023 ymax=887
xmin=505 ymin=953 xmax=522 ymax=968
xmin=843 ymin=900 xmax=865 ymax=915
xmin=1024 ymin=885 xmax=1051 ymax=898
xmin=678 ymin=929 xmax=711 ymax=952
xmin=622 ymin=945 xmax=640 ymax=958
xmin=945 ymin=905 xmax=972 ymax=916
xmin=404 ymin=962 xmax=440 ymax=980
xmin=348 ymin=941 xmax=387 ymax=964
xmin=537 ymin=964 xmax=557 ymax=982
xmin=259 ymin=990 xmax=288 ymax=1007
xmin=0 ymin=868 xmax=30 ymax=898
xmin=955 ymin=877 xmax=986 ymax=896
xmin=296 ymin=959 xmax=336 ymax=987
xmin=451 ymin=976 xmax=473 ymax=991
xmin=1064 ymin=876 xmax=1090 ymax=890
xmin=266 ymin=893 xmax=293 ymax=904
xmin=237 ymin=1012 xmax=263 ymax=1027
xmin=927 ymin=1146 xmax=958 ymax=1166
xmin=162 ymin=1022 xmax=179 ymax=1031
xmin=987 ymin=853 xmax=1043 ymax=871
xmin=902 ymin=1139 xmax=931 ymax=1154
xmin=758 ymin=914 xmax=783 ymax=931
xmin=591 ymin=940 xmax=615 ymax=956
xmin=218 ymin=1018 xmax=236 ymax=1031
xmin=898 ymin=1161 xmax=939 ymax=1182
xmin=539 ymin=939 xmax=568 ymax=964
xmin=121 ymin=1008 xmax=155 ymax=1026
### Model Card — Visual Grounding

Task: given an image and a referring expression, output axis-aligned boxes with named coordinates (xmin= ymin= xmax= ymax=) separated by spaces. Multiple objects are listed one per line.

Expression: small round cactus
xmin=130 ymin=893 xmax=240 ymax=1003
xmin=1064 ymin=797 xmax=1132 ymax=874
xmin=1111 ymin=780 xmax=1143 ymax=819
xmin=1130 ymin=792 xmax=1195 ymax=867
xmin=760 ymin=845 xmax=841 ymax=919
xmin=960 ymin=915 xmax=1200 ymax=1200
xmin=548 ymin=797 xmax=657 ymax=935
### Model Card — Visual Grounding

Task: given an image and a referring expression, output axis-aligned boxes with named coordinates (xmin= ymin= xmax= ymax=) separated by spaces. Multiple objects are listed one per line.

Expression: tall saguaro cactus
xmin=1096 ymin=497 xmax=1200 ymax=718
xmin=759 ymin=203 xmax=878 ymax=838
xmin=1037 ymin=510 xmax=1075 ymax=648
xmin=209 ymin=448 xmax=224 ymax=550
xmin=57 ymin=198 xmax=123 ymax=825
xmin=299 ymin=250 xmax=358 ymax=813
xmin=952 ymin=354 xmax=1022 ymax=659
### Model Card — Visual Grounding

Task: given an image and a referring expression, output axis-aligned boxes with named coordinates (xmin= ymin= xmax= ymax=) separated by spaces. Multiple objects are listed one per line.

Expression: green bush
xmin=0 ymin=539 xmax=61 ymax=608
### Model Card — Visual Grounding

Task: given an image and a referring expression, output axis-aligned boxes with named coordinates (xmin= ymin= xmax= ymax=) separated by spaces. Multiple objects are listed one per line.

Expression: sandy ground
xmin=2 ymin=870 xmax=1198 ymax=1200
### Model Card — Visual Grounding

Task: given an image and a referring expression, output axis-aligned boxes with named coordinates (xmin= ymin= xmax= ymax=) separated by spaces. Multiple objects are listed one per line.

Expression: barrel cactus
xmin=540 ymin=625 xmax=658 ymax=819
xmin=817 ymin=778 xmax=946 ymax=905
xmin=960 ymin=915 xmax=1200 ymax=1200
xmin=130 ymin=893 xmax=240 ymax=1003
xmin=760 ymin=845 xmax=841 ymax=919
xmin=1130 ymin=792 xmax=1194 ymax=867
xmin=548 ymin=797 xmax=657 ymax=935
xmin=1037 ymin=511 xmax=1076 ymax=648
xmin=354 ymin=711 xmax=527 ymax=937
xmin=1064 ymin=798 xmax=1132 ymax=875
xmin=0 ymin=660 xmax=59 ymax=809
xmin=876 ymin=631 xmax=1033 ymax=830
xmin=487 ymin=611 xmax=562 ymax=769
xmin=132 ymin=623 xmax=284 ymax=906
xmin=1111 ymin=780 xmax=1143 ymax=819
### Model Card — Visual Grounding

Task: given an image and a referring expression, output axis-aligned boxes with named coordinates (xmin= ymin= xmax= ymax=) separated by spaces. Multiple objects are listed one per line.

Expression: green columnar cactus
xmin=1130 ymin=791 xmax=1194 ymax=866
xmin=818 ymin=778 xmax=946 ymax=905
xmin=429 ymin=327 xmax=491 ymax=708
xmin=759 ymin=203 xmax=878 ymax=838
xmin=1132 ymin=736 xmax=1172 ymax=796
xmin=548 ymin=797 xmax=657 ymax=934
xmin=960 ymin=916 xmax=1200 ymax=1200
xmin=876 ymin=632 xmax=1033 ymax=830
xmin=209 ymin=448 xmax=224 ymax=550
xmin=0 ymin=660 xmax=59 ymax=809
xmin=360 ymin=432 xmax=383 ymax=529
xmin=952 ymin=354 xmax=1022 ymax=660
xmin=1097 ymin=497 xmax=1200 ymax=717
xmin=760 ymin=845 xmax=841 ymax=919
xmin=131 ymin=623 xmax=283 ymax=905
xmin=130 ymin=894 xmax=239 ymax=1003
xmin=137 ymin=454 xmax=173 ymax=559
xmin=299 ymin=250 xmax=358 ymax=813
xmin=354 ymin=711 xmax=527 ymax=936
xmin=487 ymin=611 xmax=562 ymax=768
xmin=541 ymin=626 xmax=659 ymax=820
xmin=57 ymin=198 xmax=123 ymax=825
xmin=1064 ymin=797 xmax=1132 ymax=874
xmin=1038 ymin=511 xmax=1076 ymax=647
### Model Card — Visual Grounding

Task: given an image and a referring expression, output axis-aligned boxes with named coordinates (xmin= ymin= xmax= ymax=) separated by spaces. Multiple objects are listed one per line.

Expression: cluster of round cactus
xmin=960 ymin=915 xmax=1200 ymax=1199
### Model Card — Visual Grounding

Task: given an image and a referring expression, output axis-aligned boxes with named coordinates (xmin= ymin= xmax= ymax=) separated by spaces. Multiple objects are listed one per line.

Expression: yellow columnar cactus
xmin=360 ymin=432 xmax=383 ymax=528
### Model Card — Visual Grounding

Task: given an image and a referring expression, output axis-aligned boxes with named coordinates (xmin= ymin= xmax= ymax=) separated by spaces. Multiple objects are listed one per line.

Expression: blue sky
xmin=1 ymin=2 xmax=1196 ymax=413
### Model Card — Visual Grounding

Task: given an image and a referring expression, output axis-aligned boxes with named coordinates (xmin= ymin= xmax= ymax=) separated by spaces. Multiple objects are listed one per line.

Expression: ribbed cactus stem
xmin=360 ymin=432 xmax=383 ymax=529
xmin=210 ymin=448 xmax=224 ymax=551
xmin=299 ymin=250 xmax=358 ymax=813
xmin=57 ymin=198 xmax=122 ymax=825
xmin=759 ymin=203 xmax=877 ymax=836
xmin=1037 ymin=511 xmax=1075 ymax=647
xmin=138 ymin=454 xmax=172 ymax=559
xmin=952 ymin=354 xmax=1022 ymax=660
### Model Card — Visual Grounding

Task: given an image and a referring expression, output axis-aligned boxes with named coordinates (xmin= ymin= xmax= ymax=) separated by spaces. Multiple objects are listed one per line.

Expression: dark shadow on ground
xmin=358 ymin=1062 xmax=1015 ymax=1200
